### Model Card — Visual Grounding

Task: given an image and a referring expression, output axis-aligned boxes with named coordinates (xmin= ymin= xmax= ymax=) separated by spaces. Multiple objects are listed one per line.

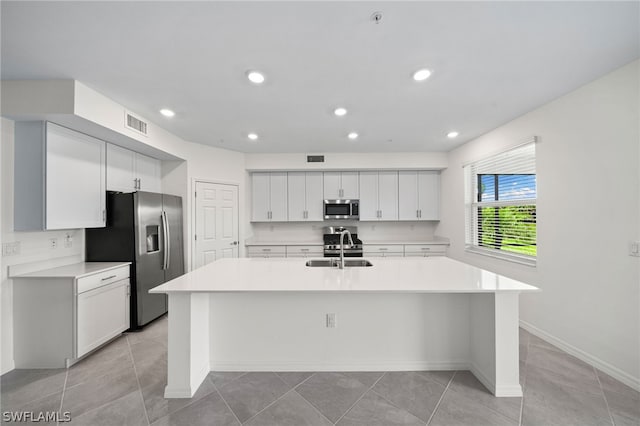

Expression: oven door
xmin=324 ymin=200 xmax=358 ymax=220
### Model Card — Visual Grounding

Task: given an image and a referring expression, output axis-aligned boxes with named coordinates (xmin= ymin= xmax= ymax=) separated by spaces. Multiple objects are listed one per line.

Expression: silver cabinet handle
xmin=230 ymin=241 xmax=239 ymax=246
xmin=417 ymin=210 xmax=420 ymax=218
xmin=101 ymin=275 xmax=117 ymax=281
xmin=379 ymin=247 xmax=388 ymax=251
xmin=300 ymin=248 xmax=309 ymax=251
xmin=262 ymin=248 xmax=271 ymax=252
xmin=419 ymin=209 xmax=422 ymax=218
xmin=421 ymin=247 xmax=431 ymax=251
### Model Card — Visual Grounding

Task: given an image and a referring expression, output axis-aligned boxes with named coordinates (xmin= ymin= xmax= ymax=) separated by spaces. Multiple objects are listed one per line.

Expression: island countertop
xmin=150 ymin=257 xmax=538 ymax=294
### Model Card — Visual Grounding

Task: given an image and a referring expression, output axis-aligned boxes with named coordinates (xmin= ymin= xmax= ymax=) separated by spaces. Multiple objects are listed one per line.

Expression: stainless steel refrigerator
xmin=86 ymin=191 xmax=184 ymax=329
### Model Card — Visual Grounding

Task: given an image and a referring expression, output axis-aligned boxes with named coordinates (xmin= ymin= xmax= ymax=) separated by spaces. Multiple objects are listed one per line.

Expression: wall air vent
xmin=125 ymin=111 xmax=148 ymax=136
xmin=307 ymin=155 xmax=325 ymax=163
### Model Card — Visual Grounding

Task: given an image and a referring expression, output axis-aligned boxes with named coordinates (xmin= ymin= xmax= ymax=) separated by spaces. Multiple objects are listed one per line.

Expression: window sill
xmin=465 ymin=246 xmax=537 ymax=267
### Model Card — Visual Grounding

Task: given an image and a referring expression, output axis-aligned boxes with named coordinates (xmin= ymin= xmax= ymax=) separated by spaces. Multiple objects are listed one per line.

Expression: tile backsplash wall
xmin=249 ymin=221 xmax=440 ymax=242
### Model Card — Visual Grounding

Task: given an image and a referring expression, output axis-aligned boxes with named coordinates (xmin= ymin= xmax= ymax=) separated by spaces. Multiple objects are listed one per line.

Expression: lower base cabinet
xmin=12 ymin=263 xmax=130 ymax=368
xmin=77 ymin=279 xmax=130 ymax=357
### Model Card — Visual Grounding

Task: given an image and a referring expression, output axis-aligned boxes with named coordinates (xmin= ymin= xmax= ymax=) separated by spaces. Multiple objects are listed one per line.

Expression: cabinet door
xmin=269 ymin=172 xmax=288 ymax=221
xmin=340 ymin=172 xmax=359 ymax=199
xmin=398 ymin=171 xmax=419 ymax=220
xmin=106 ymin=144 xmax=136 ymax=192
xmin=418 ymin=171 xmax=440 ymax=220
xmin=76 ymin=280 xmax=129 ymax=357
xmin=378 ymin=171 xmax=398 ymax=220
xmin=251 ymin=173 xmax=271 ymax=221
xmin=323 ymin=172 xmax=341 ymax=199
xmin=305 ymin=172 xmax=324 ymax=221
xmin=136 ymin=153 xmax=161 ymax=193
xmin=46 ymin=123 xmax=106 ymax=230
xmin=287 ymin=172 xmax=307 ymax=221
xmin=358 ymin=172 xmax=379 ymax=221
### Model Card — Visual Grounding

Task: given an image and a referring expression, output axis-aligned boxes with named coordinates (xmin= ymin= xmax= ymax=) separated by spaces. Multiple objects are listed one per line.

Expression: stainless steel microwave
xmin=324 ymin=199 xmax=359 ymax=220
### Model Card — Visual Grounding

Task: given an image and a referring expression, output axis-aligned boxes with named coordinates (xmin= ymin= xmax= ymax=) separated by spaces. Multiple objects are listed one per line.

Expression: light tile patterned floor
xmin=1 ymin=316 xmax=638 ymax=425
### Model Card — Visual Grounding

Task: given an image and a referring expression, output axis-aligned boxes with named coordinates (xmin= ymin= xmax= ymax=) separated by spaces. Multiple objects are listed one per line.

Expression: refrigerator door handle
xmin=161 ymin=211 xmax=169 ymax=270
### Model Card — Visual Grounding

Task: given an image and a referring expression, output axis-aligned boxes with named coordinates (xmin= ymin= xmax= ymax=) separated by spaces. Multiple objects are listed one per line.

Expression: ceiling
xmin=2 ymin=2 xmax=638 ymax=153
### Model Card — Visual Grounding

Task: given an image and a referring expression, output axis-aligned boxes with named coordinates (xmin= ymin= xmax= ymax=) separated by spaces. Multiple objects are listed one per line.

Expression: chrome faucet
xmin=338 ymin=229 xmax=354 ymax=269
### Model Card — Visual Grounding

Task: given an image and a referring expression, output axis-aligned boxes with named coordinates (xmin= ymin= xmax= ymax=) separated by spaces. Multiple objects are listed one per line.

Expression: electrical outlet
xmin=326 ymin=313 xmax=337 ymax=328
xmin=629 ymin=241 xmax=640 ymax=257
xmin=50 ymin=238 xmax=58 ymax=249
xmin=2 ymin=242 xmax=21 ymax=257
xmin=64 ymin=234 xmax=73 ymax=248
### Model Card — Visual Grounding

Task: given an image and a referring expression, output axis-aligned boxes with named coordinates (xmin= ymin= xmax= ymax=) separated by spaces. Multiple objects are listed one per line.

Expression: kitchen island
xmin=150 ymin=257 xmax=538 ymax=399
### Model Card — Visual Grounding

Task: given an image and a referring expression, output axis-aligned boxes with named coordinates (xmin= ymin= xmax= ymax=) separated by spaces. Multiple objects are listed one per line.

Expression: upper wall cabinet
xmin=15 ymin=122 xmax=106 ymax=231
xmin=107 ymin=144 xmax=161 ymax=193
xmin=287 ymin=172 xmax=324 ymax=221
xmin=323 ymin=172 xmax=359 ymax=199
xmin=398 ymin=171 xmax=440 ymax=220
xmin=359 ymin=171 xmax=399 ymax=221
xmin=251 ymin=172 xmax=288 ymax=222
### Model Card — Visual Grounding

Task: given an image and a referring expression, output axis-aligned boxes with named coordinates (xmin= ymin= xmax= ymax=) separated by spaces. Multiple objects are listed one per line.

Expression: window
xmin=464 ymin=140 xmax=537 ymax=265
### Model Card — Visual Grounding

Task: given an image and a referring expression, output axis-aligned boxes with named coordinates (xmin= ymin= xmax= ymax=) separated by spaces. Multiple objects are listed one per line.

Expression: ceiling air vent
xmin=307 ymin=155 xmax=325 ymax=163
xmin=125 ymin=111 xmax=148 ymax=136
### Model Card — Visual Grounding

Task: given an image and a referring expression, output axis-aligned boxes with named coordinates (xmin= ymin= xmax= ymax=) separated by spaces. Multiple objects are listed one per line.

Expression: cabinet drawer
xmin=286 ymin=245 xmax=323 ymax=257
xmin=363 ymin=245 xmax=404 ymax=254
xmin=77 ymin=266 xmax=130 ymax=294
xmin=247 ymin=246 xmax=286 ymax=257
xmin=404 ymin=244 xmax=447 ymax=255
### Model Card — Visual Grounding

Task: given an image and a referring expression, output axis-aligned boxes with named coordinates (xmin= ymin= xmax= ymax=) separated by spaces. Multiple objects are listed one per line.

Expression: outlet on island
xmin=326 ymin=313 xmax=337 ymax=328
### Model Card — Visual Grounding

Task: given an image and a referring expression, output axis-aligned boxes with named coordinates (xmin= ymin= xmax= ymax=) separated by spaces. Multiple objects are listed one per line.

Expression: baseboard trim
xmin=520 ymin=320 xmax=640 ymax=392
xmin=163 ymin=386 xmax=195 ymax=398
xmin=0 ymin=359 xmax=16 ymax=376
xmin=210 ymin=360 xmax=468 ymax=372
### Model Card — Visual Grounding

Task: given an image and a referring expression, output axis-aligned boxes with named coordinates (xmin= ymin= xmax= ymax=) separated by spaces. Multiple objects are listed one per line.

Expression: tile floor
xmin=1 ymin=316 xmax=638 ymax=426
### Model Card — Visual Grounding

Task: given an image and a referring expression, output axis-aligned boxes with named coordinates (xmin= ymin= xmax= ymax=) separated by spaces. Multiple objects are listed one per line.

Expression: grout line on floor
xmin=241 ymin=387 xmax=297 ymax=425
xmin=57 ymin=368 xmax=69 ymax=426
xmin=126 ymin=334 xmax=152 ymax=426
xmin=210 ymin=376 xmax=243 ymax=426
xmin=518 ymin=331 xmax=530 ymax=426
xmin=332 ymin=372 xmax=388 ymax=425
xmin=426 ymin=370 xmax=456 ymax=426
xmin=593 ymin=366 xmax=616 ymax=426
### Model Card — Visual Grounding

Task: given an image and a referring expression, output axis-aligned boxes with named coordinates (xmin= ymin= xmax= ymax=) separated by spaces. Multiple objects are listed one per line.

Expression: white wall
xmin=437 ymin=60 xmax=640 ymax=388
xmin=1 ymin=118 xmax=85 ymax=374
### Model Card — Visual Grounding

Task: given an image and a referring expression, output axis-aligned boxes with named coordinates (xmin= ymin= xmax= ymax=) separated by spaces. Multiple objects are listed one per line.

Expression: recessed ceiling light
xmin=334 ymin=107 xmax=348 ymax=117
xmin=412 ymin=69 xmax=432 ymax=82
xmin=246 ymin=71 xmax=265 ymax=84
xmin=160 ymin=109 xmax=175 ymax=117
xmin=247 ymin=133 xmax=259 ymax=140
xmin=447 ymin=131 xmax=459 ymax=139
xmin=348 ymin=132 xmax=359 ymax=140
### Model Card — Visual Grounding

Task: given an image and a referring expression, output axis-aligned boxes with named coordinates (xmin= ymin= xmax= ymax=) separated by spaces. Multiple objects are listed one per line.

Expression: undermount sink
xmin=305 ymin=259 xmax=373 ymax=268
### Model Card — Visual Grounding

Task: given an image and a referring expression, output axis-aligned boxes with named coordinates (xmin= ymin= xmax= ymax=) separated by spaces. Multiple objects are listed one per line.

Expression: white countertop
xmin=11 ymin=262 xmax=131 ymax=279
xmin=245 ymin=238 xmax=450 ymax=246
xmin=150 ymin=257 xmax=538 ymax=294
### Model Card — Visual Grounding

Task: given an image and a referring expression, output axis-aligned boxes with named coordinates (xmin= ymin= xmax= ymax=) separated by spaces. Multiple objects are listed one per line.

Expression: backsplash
xmin=249 ymin=221 xmax=440 ymax=243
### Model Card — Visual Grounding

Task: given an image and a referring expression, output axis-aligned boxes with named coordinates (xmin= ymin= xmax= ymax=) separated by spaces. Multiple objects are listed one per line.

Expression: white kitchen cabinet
xmin=398 ymin=171 xmax=440 ymax=220
xmin=403 ymin=244 xmax=447 ymax=257
xmin=107 ymin=144 xmax=161 ymax=193
xmin=246 ymin=245 xmax=287 ymax=258
xmin=363 ymin=244 xmax=404 ymax=257
xmin=323 ymin=172 xmax=359 ymax=199
xmin=14 ymin=121 xmax=106 ymax=231
xmin=12 ymin=262 xmax=130 ymax=368
xmin=358 ymin=171 xmax=398 ymax=221
xmin=251 ymin=173 xmax=288 ymax=221
xmin=288 ymin=172 xmax=324 ymax=221
xmin=285 ymin=245 xmax=324 ymax=258
xmin=135 ymin=152 xmax=162 ymax=192
xmin=77 ymin=278 xmax=130 ymax=357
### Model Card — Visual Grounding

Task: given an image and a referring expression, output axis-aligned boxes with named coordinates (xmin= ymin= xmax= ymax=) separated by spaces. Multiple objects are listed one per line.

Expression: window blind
xmin=464 ymin=140 xmax=537 ymax=263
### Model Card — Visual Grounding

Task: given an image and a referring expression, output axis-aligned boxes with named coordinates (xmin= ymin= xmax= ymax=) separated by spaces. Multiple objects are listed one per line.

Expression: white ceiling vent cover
xmin=124 ymin=111 xmax=148 ymax=136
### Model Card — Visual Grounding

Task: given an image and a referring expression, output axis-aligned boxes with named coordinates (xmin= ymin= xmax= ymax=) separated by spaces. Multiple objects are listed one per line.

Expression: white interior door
xmin=194 ymin=181 xmax=239 ymax=269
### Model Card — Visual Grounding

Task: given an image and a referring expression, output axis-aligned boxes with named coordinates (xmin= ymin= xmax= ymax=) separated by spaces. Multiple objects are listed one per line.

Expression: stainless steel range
xmin=323 ymin=226 xmax=363 ymax=257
